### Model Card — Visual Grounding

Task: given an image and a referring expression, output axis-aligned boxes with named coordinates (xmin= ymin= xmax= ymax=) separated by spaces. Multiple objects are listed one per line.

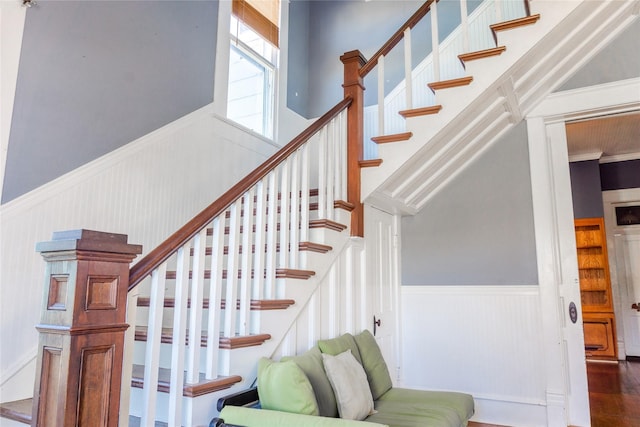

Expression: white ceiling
xmin=566 ymin=111 xmax=640 ymax=162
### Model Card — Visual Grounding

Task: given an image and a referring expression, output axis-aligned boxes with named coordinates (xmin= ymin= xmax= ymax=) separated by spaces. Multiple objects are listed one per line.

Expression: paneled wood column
xmin=31 ymin=230 xmax=141 ymax=427
xmin=341 ymin=50 xmax=366 ymax=237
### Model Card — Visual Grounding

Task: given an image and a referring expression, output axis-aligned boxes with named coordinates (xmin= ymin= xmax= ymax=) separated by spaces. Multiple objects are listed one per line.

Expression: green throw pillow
xmin=318 ymin=333 xmax=363 ymax=365
xmin=353 ymin=330 xmax=393 ymax=400
xmin=257 ymin=357 xmax=320 ymax=416
xmin=282 ymin=346 xmax=338 ymax=417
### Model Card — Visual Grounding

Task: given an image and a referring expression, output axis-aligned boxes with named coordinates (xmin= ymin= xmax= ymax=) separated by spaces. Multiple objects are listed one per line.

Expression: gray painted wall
xmin=2 ymin=1 xmax=218 ymax=203
xmin=401 ymin=122 xmax=538 ymax=286
xmin=569 ymin=160 xmax=604 ymax=219
xmin=557 ymin=19 xmax=640 ymax=92
xmin=287 ymin=0 xmax=311 ymax=118
xmin=288 ymin=0 xmax=477 ymax=118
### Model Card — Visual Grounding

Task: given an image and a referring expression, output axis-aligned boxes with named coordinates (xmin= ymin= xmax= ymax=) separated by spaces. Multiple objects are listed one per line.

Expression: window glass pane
xmin=227 ymin=44 xmax=274 ymax=138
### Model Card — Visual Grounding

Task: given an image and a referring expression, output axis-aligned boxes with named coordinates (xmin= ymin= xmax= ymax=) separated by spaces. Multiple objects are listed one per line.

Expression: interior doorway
xmin=566 ymin=113 xmax=640 ymax=361
xmin=526 ymin=78 xmax=640 ymax=426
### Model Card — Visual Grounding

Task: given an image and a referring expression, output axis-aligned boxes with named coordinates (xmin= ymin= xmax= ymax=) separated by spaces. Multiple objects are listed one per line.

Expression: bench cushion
xmin=318 ymin=333 xmax=363 ymax=365
xmin=366 ymin=388 xmax=474 ymax=427
xmin=353 ymin=330 xmax=393 ymax=400
xmin=282 ymin=346 xmax=338 ymax=418
xmin=257 ymin=357 xmax=319 ymax=416
xmin=220 ymin=406 xmax=389 ymax=427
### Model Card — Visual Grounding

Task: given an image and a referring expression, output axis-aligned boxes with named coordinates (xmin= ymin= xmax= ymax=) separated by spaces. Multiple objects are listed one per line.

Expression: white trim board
xmin=523 ymin=77 xmax=640 ymax=427
xmin=0 ymin=2 xmax=28 ymax=199
xmin=528 ymin=77 xmax=640 ymax=122
xmin=602 ymin=188 xmax=640 ymax=359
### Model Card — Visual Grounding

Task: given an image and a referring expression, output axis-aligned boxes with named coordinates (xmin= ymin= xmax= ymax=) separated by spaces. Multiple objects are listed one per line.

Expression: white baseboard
xmin=471 ymin=396 xmax=548 ymax=427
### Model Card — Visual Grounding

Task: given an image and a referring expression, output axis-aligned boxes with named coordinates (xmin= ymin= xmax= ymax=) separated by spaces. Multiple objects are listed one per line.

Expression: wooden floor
xmin=587 ymin=359 xmax=640 ymax=427
xmin=468 ymin=359 xmax=640 ymax=427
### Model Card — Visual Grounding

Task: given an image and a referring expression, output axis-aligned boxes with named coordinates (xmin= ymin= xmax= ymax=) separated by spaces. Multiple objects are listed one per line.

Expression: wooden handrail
xmin=359 ymin=0 xmax=437 ymax=77
xmin=128 ymin=97 xmax=353 ymax=290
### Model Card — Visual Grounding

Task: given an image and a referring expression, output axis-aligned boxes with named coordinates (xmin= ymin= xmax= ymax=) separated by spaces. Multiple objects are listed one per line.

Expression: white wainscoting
xmin=401 ymin=285 xmax=548 ymax=427
xmin=0 ymin=105 xmax=280 ymax=397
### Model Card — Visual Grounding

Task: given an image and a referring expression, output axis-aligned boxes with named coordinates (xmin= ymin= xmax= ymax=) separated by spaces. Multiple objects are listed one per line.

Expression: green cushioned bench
xmin=211 ymin=330 xmax=474 ymax=427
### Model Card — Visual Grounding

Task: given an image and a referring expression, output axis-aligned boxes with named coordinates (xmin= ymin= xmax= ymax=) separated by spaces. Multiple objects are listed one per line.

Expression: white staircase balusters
xmin=206 ymin=216 xmax=224 ymax=378
xmin=378 ymin=55 xmax=386 ymax=136
xmin=168 ymin=246 xmax=189 ymax=425
xmin=239 ymin=189 xmax=255 ymax=336
xmin=122 ymin=99 xmax=351 ymax=424
xmin=265 ymin=170 xmax=279 ymax=299
xmin=224 ymin=199 xmax=242 ymax=338
xmin=461 ymin=0 xmax=470 ymax=53
xmin=289 ymin=152 xmax=301 ymax=268
xmin=252 ymin=180 xmax=267 ymax=301
xmin=404 ymin=28 xmax=413 ymax=111
xmin=495 ymin=0 xmax=503 ymax=23
xmin=278 ymin=159 xmax=291 ymax=275
xmin=186 ymin=228 xmax=207 ymax=384
xmin=141 ymin=262 xmax=168 ymax=427
xmin=431 ymin=0 xmax=440 ymax=83
xmin=362 ymin=0 xmax=527 ymax=158
xmin=300 ymin=144 xmax=311 ymax=246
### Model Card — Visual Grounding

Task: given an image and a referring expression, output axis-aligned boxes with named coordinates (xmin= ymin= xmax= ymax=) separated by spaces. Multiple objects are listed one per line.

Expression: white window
xmin=228 ymin=17 xmax=277 ymax=139
xmin=228 ymin=1 xmax=279 ymax=139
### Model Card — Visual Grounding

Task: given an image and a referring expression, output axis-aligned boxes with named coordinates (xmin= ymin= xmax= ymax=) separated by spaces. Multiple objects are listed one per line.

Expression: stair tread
xmin=458 ymin=46 xmax=506 ymax=64
xmin=0 ymin=398 xmax=31 ymax=424
xmin=490 ymin=14 xmax=541 ymax=43
xmin=164 ymin=267 xmax=315 ymax=280
xmin=309 ymin=218 xmax=348 ymax=232
xmin=128 ymin=416 xmax=168 ymax=427
xmin=195 ymin=240 xmax=332 ymax=256
xmin=334 ymin=200 xmax=356 ymax=212
xmin=134 ymin=326 xmax=271 ymax=349
xmin=399 ymin=105 xmax=442 ymax=118
xmin=359 ymin=159 xmax=383 ymax=168
xmin=371 ymin=132 xmax=413 ymax=144
xmin=137 ymin=297 xmax=295 ymax=311
xmin=428 ymin=76 xmax=473 ymax=92
xmin=130 ymin=364 xmax=242 ymax=397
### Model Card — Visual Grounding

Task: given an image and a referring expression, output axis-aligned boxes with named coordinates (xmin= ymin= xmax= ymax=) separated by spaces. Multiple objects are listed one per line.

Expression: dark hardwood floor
xmin=587 ymin=359 xmax=640 ymax=427
xmin=468 ymin=359 xmax=640 ymax=427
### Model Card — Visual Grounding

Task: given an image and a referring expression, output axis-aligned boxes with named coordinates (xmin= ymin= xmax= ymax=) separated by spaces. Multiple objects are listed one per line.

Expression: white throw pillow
xmin=321 ymin=349 xmax=375 ymax=420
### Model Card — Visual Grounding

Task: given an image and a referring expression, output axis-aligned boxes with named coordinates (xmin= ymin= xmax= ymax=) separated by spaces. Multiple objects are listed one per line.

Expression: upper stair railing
xmin=120 ymin=97 xmax=351 ymax=426
xmin=339 ymin=0 xmax=530 ymax=162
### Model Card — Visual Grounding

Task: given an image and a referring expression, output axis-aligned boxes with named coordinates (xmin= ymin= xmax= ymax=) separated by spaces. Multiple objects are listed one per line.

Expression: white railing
xmin=120 ymin=103 xmax=349 ymax=426
xmin=363 ymin=0 xmax=527 ymax=160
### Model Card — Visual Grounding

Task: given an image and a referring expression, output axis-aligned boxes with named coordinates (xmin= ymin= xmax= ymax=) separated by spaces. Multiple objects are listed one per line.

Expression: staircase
xmin=2 ymin=0 xmax=639 ymax=426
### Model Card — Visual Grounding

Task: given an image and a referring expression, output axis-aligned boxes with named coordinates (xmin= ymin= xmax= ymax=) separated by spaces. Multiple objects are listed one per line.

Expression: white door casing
xmin=616 ymin=232 xmax=640 ymax=357
xmin=364 ymin=204 xmax=401 ymax=383
xmin=603 ymin=188 xmax=640 ymax=358
xmin=527 ymin=117 xmax=590 ymax=427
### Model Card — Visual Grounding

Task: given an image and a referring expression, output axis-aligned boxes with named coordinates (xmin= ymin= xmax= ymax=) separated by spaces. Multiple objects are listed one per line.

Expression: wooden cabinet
xmin=575 ymin=218 xmax=617 ymax=361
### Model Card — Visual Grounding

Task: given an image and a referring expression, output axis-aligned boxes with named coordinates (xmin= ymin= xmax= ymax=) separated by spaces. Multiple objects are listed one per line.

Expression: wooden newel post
xmin=341 ymin=49 xmax=367 ymax=238
xmin=31 ymin=230 xmax=142 ymax=427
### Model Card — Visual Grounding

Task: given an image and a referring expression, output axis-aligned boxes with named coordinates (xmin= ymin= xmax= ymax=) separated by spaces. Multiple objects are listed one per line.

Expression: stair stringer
xmin=361 ymin=0 xmax=639 ymax=214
